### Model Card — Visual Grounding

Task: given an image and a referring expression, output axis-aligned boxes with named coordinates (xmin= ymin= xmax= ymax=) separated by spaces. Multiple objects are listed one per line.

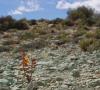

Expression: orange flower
xmin=22 ymin=55 xmax=30 ymax=66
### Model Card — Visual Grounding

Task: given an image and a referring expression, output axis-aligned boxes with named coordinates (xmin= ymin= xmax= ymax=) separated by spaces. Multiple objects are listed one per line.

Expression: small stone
xmin=71 ymin=69 xmax=80 ymax=78
xmin=68 ymin=62 xmax=76 ymax=70
xmin=37 ymin=81 xmax=45 ymax=86
xmin=56 ymin=77 xmax=64 ymax=81
xmin=61 ymin=84 xmax=68 ymax=90
xmin=70 ymin=55 xmax=78 ymax=61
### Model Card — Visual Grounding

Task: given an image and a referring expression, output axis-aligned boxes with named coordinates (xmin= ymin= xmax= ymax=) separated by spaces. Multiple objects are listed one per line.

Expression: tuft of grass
xmin=79 ymin=38 xmax=93 ymax=51
xmin=31 ymin=25 xmax=48 ymax=35
xmin=57 ymin=32 xmax=70 ymax=44
xmin=95 ymin=29 xmax=100 ymax=39
xmin=86 ymin=31 xmax=95 ymax=38
xmin=79 ymin=38 xmax=100 ymax=51
xmin=86 ymin=30 xmax=100 ymax=39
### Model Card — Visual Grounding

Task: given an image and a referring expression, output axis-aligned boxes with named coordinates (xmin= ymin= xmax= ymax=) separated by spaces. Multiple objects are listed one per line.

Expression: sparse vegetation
xmin=79 ymin=38 xmax=100 ymax=51
xmin=20 ymin=31 xmax=37 ymax=40
xmin=57 ymin=32 xmax=70 ymax=43
xmin=14 ymin=19 xmax=30 ymax=30
xmin=1 ymin=5 xmax=100 ymax=90
xmin=74 ymin=28 xmax=86 ymax=37
xmin=0 ymin=6 xmax=100 ymax=52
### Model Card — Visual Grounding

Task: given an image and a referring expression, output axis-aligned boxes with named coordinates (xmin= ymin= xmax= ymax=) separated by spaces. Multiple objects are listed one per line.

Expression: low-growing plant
xmin=95 ymin=29 xmax=100 ymax=39
xmin=79 ymin=38 xmax=100 ymax=51
xmin=31 ymin=24 xmax=49 ymax=35
xmin=20 ymin=32 xmax=37 ymax=40
xmin=86 ymin=31 xmax=96 ymax=38
xmin=0 ymin=46 xmax=12 ymax=52
xmin=21 ymin=38 xmax=49 ymax=51
xmin=57 ymin=32 xmax=70 ymax=44
xmin=74 ymin=28 xmax=86 ymax=37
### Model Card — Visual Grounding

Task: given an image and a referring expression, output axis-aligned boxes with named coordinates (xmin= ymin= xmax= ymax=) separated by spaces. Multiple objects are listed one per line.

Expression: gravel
xmin=0 ymin=44 xmax=100 ymax=90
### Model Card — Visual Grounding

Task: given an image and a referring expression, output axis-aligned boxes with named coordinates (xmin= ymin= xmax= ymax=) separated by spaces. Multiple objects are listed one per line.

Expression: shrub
xmin=20 ymin=32 xmax=36 ymax=40
xmin=0 ymin=16 xmax=15 ymax=30
xmin=95 ymin=29 xmax=100 ymax=39
xmin=30 ymin=19 xmax=37 ymax=25
xmin=93 ymin=14 xmax=100 ymax=26
xmin=51 ymin=18 xmax=64 ymax=24
xmin=0 ymin=46 xmax=12 ymax=52
xmin=14 ymin=19 xmax=30 ymax=30
xmin=86 ymin=31 xmax=96 ymax=38
xmin=62 ymin=20 xmax=74 ymax=26
xmin=86 ymin=29 xmax=100 ymax=39
xmin=32 ymin=24 xmax=48 ymax=35
xmin=56 ymin=32 xmax=70 ymax=44
xmin=67 ymin=6 xmax=94 ymax=26
xmin=79 ymin=38 xmax=93 ymax=51
xmin=33 ymin=28 xmax=47 ymax=35
xmin=79 ymin=38 xmax=100 ymax=51
xmin=21 ymin=38 xmax=49 ymax=50
xmin=74 ymin=28 xmax=86 ymax=37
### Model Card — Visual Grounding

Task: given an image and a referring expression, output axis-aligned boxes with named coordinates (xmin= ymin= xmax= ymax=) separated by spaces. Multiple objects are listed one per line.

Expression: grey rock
xmin=56 ymin=77 xmax=64 ymax=81
xmin=0 ymin=79 xmax=9 ymax=86
xmin=0 ymin=86 xmax=11 ymax=90
xmin=68 ymin=62 xmax=77 ymax=70
xmin=88 ymin=79 xmax=100 ymax=87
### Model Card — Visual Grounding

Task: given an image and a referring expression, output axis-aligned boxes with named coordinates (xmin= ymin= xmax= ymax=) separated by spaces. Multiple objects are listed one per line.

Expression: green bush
xmin=14 ymin=19 xmax=30 ymax=30
xmin=0 ymin=16 xmax=15 ymax=30
xmin=32 ymin=23 xmax=48 ymax=35
xmin=67 ymin=6 xmax=94 ymax=26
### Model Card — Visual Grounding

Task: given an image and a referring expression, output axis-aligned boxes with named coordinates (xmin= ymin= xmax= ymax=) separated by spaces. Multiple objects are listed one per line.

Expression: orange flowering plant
xmin=20 ymin=48 xmax=37 ymax=83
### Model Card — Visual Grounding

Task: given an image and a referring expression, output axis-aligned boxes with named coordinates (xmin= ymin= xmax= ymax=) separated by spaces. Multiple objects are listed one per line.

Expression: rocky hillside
xmin=0 ymin=6 xmax=100 ymax=90
xmin=0 ymin=42 xmax=100 ymax=90
xmin=0 ymin=25 xmax=100 ymax=90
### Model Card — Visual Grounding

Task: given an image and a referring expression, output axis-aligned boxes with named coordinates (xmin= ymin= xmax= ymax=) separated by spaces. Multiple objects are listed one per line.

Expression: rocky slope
xmin=0 ymin=43 xmax=100 ymax=90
